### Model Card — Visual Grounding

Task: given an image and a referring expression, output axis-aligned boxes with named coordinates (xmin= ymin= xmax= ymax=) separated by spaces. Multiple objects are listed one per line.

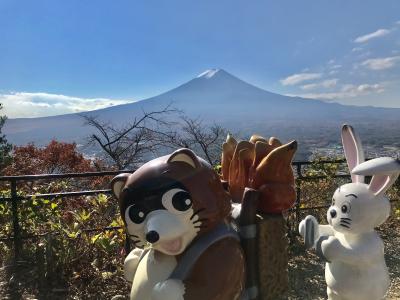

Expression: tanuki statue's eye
xmin=126 ymin=205 xmax=146 ymax=224
xmin=162 ymin=188 xmax=192 ymax=213
xmin=172 ymin=191 xmax=192 ymax=211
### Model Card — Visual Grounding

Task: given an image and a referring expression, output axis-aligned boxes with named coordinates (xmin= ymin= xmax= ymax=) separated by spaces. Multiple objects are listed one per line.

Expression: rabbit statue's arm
xmin=320 ymin=235 xmax=383 ymax=265
xmin=318 ymin=224 xmax=334 ymax=237
xmin=299 ymin=215 xmax=334 ymax=249
xmin=124 ymin=248 xmax=144 ymax=282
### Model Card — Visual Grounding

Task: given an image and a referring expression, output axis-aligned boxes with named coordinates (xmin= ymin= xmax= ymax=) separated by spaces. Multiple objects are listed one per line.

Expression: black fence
xmin=0 ymin=170 xmax=134 ymax=261
xmin=1 ymin=160 xmax=399 ymax=262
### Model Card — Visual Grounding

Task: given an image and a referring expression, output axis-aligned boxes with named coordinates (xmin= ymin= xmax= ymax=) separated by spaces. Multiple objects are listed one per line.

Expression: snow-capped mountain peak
xmin=197 ymin=68 xmax=221 ymax=79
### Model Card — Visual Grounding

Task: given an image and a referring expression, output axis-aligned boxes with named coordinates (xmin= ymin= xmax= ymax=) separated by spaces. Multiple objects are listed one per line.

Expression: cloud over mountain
xmin=0 ymin=92 xmax=134 ymax=118
xmin=280 ymin=73 xmax=322 ymax=86
xmin=301 ymin=79 xmax=338 ymax=90
xmin=294 ymin=83 xmax=385 ymax=100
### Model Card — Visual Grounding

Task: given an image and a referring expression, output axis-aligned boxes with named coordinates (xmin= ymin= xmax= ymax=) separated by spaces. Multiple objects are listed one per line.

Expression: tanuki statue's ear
xmin=111 ymin=173 xmax=130 ymax=199
xmin=167 ymin=148 xmax=200 ymax=169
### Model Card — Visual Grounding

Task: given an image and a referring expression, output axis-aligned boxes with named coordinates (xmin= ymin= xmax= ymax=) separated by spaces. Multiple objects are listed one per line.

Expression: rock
xmin=111 ymin=295 xmax=126 ymax=300
xmin=8 ymin=275 xmax=16 ymax=286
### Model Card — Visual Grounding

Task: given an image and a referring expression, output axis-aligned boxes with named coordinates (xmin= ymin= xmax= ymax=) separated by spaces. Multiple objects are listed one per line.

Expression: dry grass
xmin=1 ymin=217 xmax=399 ymax=299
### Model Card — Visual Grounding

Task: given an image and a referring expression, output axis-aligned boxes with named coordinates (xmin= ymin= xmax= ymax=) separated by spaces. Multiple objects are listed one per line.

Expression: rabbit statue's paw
xmin=299 ymin=215 xmax=319 ymax=248
xmin=319 ymin=236 xmax=342 ymax=262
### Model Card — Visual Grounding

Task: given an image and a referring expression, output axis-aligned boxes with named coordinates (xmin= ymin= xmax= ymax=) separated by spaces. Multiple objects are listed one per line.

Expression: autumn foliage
xmin=3 ymin=140 xmax=104 ymax=176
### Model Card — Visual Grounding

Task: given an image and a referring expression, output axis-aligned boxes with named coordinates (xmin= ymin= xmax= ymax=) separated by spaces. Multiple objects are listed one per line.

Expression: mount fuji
xmin=4 ymin=69 xmax=400 ymax=158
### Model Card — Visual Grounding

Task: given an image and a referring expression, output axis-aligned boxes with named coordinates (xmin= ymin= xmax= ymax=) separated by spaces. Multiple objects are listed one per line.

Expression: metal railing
xmin=1 ymin=160 xmax=398 ymax=261
xmin=0 ymin=170 xmax=134 ymax=260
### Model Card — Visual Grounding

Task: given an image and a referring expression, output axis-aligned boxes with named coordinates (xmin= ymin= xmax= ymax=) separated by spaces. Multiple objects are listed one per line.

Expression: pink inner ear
xmin=368 ymin=175 xmax=390 ymax=196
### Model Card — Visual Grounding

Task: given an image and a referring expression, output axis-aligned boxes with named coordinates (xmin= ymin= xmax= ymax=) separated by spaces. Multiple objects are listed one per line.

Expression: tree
xmin=4 ymin=140 xmax=101 ymax=176
xmin=0 ymin=103 xmax=12 ymax=171
xmin=82 ymin=106 xmax=178 ymax=169
xmin=177 ymin=116 xmax=227 ymax=166
xmin=2 ymin=140 xmax=107 ymax=194
xmin=83 ymin=105 xmax=228 ymax=168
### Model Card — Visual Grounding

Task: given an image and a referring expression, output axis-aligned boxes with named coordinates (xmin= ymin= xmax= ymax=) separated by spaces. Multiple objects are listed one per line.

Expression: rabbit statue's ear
xmin=341 ymin=124 xmax=365 ymax=183
xmin=368 ymin=175 xmax=397 ymax=196
xmin=352 ymin=157 xmax=400 ymax=196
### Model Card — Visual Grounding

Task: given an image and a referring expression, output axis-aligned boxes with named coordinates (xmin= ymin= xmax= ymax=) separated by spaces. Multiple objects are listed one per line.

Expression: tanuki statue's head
xmin=111 ymin=148 xmax=231 ymax=255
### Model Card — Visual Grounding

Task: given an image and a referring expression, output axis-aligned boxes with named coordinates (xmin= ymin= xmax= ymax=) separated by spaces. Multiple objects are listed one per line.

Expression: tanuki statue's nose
xmin=146 ymin=231 xmax=160 ymax=243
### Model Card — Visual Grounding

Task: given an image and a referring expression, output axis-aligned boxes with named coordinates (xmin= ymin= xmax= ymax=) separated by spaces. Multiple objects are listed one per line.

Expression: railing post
xmin=124 ymin=233 xmax=131 ymax=255
xmin=295 ymin=164 xmax=302 ymax=232
xmin=11 ymin=179 xmax=21 ymax=262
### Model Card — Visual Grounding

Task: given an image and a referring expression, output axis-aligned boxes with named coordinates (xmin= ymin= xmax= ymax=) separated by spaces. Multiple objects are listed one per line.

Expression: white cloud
xmin=361 ymin=56 xmax=400 ymax=70
xmin=294 ymin=83 xmax=384 ymax=100
xmin=280 ymin=72 xmax=322 ymax=86
xmin=301 ymin=79 xmax=338 ymax=90
xmin=0 ymin=92 xmax=134 ymax=118
xmin=357 ymin=84 xmax=383 ymax=93
xmin=357 ymin=50 xmax=372 ymax=59
xmin=300 ymin=83 xmax=318 ymax=90
xmin=352 ymin=47 xmax=363 ymax=52
xmin=354 ymin=28 xmax=390 ymax=43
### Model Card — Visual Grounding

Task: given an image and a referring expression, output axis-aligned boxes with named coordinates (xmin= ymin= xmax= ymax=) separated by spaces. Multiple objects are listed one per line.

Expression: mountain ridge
xmin=4 ymin=69 xmax=400 ymax=159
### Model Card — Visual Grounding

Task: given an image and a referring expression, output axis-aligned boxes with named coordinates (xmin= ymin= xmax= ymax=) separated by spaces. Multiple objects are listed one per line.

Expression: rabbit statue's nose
xmin=330 ymin=209 xmax=337 ymax=218
xmin=146 ymin=231 xmax=160 ymax=243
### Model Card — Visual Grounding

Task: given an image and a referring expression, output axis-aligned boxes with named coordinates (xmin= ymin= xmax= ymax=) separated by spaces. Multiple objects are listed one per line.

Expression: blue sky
xmin=1 ymin=0 xmax=399 ymax=117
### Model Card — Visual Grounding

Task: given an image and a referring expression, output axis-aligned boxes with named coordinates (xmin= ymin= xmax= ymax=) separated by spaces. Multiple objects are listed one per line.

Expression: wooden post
xmin=257 ymin=213 xmax=289 ymax=300
xmin=239 ymin=188 xmax=260 ymax=300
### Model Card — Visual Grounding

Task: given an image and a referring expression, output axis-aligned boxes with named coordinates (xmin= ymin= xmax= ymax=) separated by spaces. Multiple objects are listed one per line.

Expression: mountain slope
xmin=4 ymin=69 xmax=400 ymax=158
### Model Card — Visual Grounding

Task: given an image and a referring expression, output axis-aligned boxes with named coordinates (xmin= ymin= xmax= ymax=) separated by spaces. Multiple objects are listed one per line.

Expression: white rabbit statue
xmin=299 ymin=124 xmax=400 ymax=300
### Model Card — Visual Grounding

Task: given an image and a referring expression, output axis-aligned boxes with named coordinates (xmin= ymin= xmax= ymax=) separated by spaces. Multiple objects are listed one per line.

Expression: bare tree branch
xmin=81 ymin=105 xmax=178 ymax=169
xmin=82 ymin=104 xmax=227 ymax=168
xmin=178 ymin=116 xmax=227 ymax=165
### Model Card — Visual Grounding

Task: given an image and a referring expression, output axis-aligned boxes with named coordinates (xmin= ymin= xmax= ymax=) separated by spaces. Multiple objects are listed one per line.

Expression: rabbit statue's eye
xmin=341 ymin=203 xmax=350 ymax=214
